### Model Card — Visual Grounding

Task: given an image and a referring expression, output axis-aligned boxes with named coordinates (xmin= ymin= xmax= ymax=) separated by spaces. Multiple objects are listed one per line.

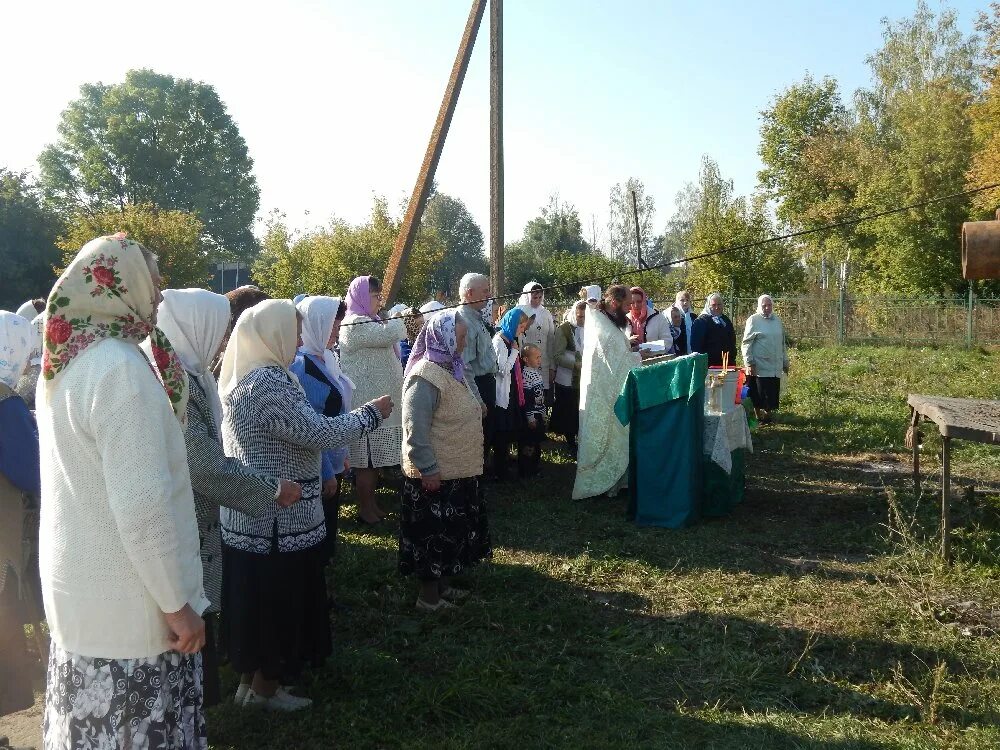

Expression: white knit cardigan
xmin=37 ymin=338 xmax=208 ymax=659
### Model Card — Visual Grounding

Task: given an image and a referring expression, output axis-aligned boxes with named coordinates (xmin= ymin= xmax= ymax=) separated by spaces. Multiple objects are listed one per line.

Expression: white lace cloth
xmin=703 ymin=409 xmax=753 ymax=474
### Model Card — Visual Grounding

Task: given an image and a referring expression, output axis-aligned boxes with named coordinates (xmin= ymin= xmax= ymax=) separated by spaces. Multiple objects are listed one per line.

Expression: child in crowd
xmin=519 ymin=344 xmax=546 ymax=477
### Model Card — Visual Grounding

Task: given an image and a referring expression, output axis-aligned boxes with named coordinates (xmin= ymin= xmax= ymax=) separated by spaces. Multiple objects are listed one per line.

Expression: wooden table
xmin=907 ymin=395 xmax=1000 ymax=559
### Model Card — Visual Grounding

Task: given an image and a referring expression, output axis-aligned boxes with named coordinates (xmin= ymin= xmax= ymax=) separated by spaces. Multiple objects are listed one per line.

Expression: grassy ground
xmin=4 ymin=345 xmax=998 ymax=749
xmin=202 ymin=344 xmax=1000 ymax=749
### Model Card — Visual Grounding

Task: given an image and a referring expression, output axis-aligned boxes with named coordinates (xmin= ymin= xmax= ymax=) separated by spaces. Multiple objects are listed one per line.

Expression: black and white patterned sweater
xmin=221 ymin=366 xmax=381 ymax=554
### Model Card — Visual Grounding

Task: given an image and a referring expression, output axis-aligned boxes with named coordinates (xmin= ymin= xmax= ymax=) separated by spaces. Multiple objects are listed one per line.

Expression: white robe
xmin=572 ymin=307 xmax=639 ymax=499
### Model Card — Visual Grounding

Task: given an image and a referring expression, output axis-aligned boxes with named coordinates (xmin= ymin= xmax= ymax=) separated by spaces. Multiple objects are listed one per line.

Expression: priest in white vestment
xmin=572 ymin=285 xmax=640 ymax=499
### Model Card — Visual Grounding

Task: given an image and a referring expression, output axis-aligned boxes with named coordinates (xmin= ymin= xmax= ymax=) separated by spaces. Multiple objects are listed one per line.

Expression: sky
xmin=2 ymin=0 xmax=988 ymax=250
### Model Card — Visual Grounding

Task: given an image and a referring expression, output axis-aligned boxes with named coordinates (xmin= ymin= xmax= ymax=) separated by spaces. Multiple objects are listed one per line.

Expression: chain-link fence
xmin=725 ymin=293 xmax=1000 ymax=346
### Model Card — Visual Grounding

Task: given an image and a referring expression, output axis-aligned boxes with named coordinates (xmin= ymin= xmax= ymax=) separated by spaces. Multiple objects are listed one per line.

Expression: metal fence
xmin=727 ymin=292 xmax=1000 ymax=346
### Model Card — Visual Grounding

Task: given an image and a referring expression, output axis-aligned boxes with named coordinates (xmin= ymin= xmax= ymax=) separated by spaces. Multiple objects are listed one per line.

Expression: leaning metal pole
xmin=383 ymin=0 xmax=487 ymax=306
xmin=489 ymin=0 xmax=504 ymax=302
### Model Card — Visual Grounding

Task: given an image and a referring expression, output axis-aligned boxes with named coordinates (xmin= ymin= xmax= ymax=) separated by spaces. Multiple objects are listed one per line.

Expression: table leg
xmin=941 ymin=436 xmax=951 ymax=561
xmin=910 ymin=407 xmax=920 ymax=489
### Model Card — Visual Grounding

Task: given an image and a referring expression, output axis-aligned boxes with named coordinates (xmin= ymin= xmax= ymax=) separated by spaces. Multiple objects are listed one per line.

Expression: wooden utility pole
xmin=489 ymin=0 xmax=504 ymax=299
xmin=383 ymin=0 xmax=487 ymax=305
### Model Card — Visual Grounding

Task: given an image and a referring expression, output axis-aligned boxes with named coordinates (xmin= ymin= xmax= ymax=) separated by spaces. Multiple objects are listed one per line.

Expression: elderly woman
xmin=211 ymin=285 xmax=270 ymax=376
xmin=0 ymin=311 xmax=40 ymax=719
xmin=491 ymin=307 xmax=533 ymax=481
xmin=742 ymin=294 xmax=789 ymax=424
xmin=339 ymin=276 xmax=407 ymax=524
xmin=37 ymin=235 xmax=208 ymax=748
xmin=289 ymin=295 xmax=353 ymax=563
xmin=550 ymin=299 xmax=586 ymax=456
xmin=153 ymin=288 xmax=303 ymax=709
xmin=219 ymin=299 xmax=392 ymax=711
xmin=399 ymin=310 xmax=490 ymax=611
xmin=689 ymin=292 xmax=737 ymax=367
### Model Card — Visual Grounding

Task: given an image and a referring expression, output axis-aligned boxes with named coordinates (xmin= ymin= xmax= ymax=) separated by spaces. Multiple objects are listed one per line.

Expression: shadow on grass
xmin=207 ymin=541 xmax=995 ymax=749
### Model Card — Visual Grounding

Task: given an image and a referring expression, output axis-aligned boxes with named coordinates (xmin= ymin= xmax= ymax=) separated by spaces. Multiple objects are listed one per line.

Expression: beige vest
xmin=403 ymin=360 xmax=484 ymax=481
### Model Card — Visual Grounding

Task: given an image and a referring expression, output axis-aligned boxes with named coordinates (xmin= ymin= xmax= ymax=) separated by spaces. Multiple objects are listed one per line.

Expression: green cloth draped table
xmin=614 ymin=354 xmax=707 ymax=528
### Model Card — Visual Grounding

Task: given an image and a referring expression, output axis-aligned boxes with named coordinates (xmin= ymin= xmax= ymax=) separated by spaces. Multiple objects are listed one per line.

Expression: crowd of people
xmin=0 ymin=233 xmax=789 ymax=749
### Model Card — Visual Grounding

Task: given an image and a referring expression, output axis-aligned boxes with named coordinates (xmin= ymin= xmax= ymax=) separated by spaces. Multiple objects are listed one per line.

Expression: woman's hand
xmin=421 ymin=472 xmax=442 ymax=492
xmin=322 ymin=477 xmax=339 ymax=499
xmin=276 ymin=480 xmax=302 ymax=507
xmin=370 ymin=395 xmax=394 ymax=418
xmin=164 ymin=604 xmax=205 ymax=654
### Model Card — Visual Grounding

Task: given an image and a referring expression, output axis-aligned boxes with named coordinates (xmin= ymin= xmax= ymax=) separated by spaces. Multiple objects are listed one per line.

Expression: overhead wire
xmin=336 ymin=181 xmax=1000 ymax=326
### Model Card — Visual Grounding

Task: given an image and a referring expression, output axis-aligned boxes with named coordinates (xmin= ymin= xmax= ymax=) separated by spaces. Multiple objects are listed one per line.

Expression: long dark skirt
xmin=749 ymin=375 xmax=781 ymax=411
xmin=221 ymin=542 xmax=331 ymax=682
xmin=398 ymin=476 xmax=491 ymax=581
xmin=322 ymin=475 xmax=343 ymax=564
xmin=201 ymin=613 xmax=221 ymax=709
xmin=0 ymin=567 xmax=34 ymax=717
xmin=549 ymin=383 xmax=580 ymax=439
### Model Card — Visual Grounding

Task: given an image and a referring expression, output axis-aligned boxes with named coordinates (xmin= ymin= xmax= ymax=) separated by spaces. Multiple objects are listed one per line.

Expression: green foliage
xmin=0 ymin=169 xmax=63 ymax=309
xmin=422 ymin=193 xmax=487 ymax=297
xmin=57 ymin=203 xmax=210 ymax=289
xmin=39 ymin=69 xmax=260 ymax=260
xmin=252 ymin=198 xmax=444 ymax=304
xmin=684 ymin=156 xmax=805 ymax=298
xmin=504 ymin=195 xmax=593 ymax=291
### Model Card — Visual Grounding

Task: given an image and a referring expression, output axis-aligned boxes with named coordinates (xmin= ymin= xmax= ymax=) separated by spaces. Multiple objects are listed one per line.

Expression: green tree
xmin=0 ymin=169 xmax=63 ymax=309
xmin=422 ymin=193 xmax=487 ymax=296
xmin=685 ymin=157 xmax=804 ymax=298
xmin=504 ymin=195 xmax=592 ymax=292
xmin=58 ymin=203 xmax=211 ymax=289
xmin=39 ymin=69 xmax=260 ymax=260
xmin=758 ymin=75 xmax=858 ymax=286
xmin=252 ymin=198 xmax=444 ymax=304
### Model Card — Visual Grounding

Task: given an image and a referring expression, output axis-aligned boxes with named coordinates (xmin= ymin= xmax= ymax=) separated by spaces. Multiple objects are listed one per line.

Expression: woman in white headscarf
xmin=14 ymin=313 xmax=44 ymax=409
xmin=290 ymin=295 xmax=354 ymax=565
xmin=550 ymin=299 xmax=586 ymax=455
xmin=15 ymin=299 xmax=43 ymax=320
xmin=219 ymin=299 xmax=392 ymax=711
xmin=742 ymin=294 xmax=788 ymax=424
xmin=689 ymin=292 xmax=737 ymax=367
xmin=0 ymin=310 xmax=41 ymax=719
xmin=516 ymin=281 xmax=556 ymax=398
xmin=154 ymin=288 xmax=302 ymax=708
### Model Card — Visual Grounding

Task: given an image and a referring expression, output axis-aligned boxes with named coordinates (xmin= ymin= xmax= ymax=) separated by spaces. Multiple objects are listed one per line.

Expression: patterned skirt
xmin=398 ymin=476 xmax=492 ymax=581
xmin=43 ymin=644 xmax=206 ymax=750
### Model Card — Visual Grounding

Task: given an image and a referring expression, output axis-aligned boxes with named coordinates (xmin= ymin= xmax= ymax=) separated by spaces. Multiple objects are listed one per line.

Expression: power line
xmin=338 ymin=181 xmax=1000 ymax=326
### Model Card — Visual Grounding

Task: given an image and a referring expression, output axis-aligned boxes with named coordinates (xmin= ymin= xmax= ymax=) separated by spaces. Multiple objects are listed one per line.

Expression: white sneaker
xmin=242 ymin=688 xmax=312 ymax=712
xmin=234 ymin=683 xmax=251 ymax=705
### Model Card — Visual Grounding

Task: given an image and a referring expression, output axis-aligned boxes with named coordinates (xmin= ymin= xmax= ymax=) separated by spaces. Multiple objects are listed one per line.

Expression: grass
xmin=200 ymin=344 xmax=1000 ymax=749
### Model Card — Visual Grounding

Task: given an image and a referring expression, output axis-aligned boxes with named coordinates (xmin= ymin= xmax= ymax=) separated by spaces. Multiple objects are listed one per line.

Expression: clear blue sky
xmin=3 ymin=0 xmax=987 ymax=248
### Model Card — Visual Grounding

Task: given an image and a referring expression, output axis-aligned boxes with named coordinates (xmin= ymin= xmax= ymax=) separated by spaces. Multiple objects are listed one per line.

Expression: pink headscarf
xmin=344 ymin=275 xmax=399 ymax=357
xmin=345 ymin=276 xmax=380 ymax=319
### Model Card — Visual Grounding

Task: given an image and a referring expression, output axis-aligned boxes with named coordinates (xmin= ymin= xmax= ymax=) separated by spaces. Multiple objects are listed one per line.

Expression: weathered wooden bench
xmin=907 ymin=395 xmax=1000 ymax=559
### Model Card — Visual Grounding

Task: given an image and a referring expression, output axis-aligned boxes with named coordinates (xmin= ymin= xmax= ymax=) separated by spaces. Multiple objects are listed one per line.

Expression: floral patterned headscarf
xmin=41 ymin=234 xmax=188 ymax=422
xmin=403 ymin=308 xmax=466 ymax=383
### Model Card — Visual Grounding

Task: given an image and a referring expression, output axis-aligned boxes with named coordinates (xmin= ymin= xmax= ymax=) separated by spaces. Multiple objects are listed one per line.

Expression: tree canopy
xmin=58 ymin=204 xmax=211 ymax=289
xmin=0 ymin=169 xmax=62 ymax=309
xmin=422 ymin=193 xmax=487 ymax=297
xmin=252 ymin=199 xmax=444 ymax=304
xmin=39 ymin=69 xmax=260 ymax=260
